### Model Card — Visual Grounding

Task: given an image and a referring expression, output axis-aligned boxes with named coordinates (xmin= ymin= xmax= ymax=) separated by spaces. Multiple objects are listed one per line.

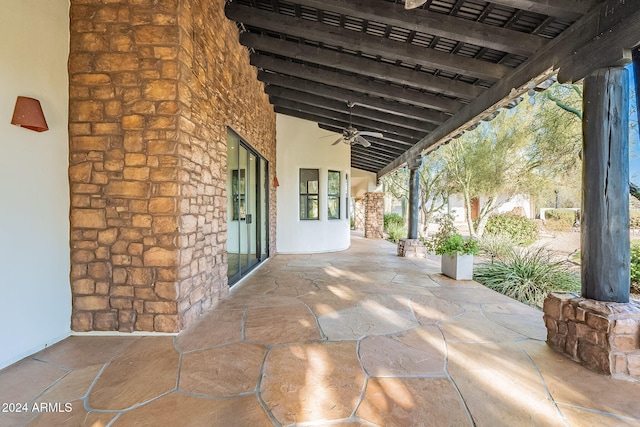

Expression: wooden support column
xmin=407 ymin=156 xmax=422 ymax=240
xmin=581 ymin=67 xmax=630 ymax=303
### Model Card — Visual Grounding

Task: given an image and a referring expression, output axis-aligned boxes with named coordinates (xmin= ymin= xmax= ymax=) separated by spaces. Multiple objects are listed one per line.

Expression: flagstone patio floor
xmin=1 ymin=234 xmax=640 ymax=426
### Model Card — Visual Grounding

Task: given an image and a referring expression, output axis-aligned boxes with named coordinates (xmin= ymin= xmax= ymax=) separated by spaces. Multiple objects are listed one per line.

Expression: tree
xmin=439 ymin=84 xmax=583 ymax=237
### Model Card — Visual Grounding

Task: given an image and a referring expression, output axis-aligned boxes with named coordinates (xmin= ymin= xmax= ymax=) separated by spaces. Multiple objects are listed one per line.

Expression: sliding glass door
xmin=227 ymin=129 xmax=268 ymax=285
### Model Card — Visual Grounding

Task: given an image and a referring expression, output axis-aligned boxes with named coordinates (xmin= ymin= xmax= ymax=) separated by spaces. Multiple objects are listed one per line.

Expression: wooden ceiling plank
xmin=485 ymin=0 xmax=596 ymax=20
xmin=282 ymin=0 xmax=546 ymax=56
xmin=251 ymin=54 xmax=462 ymax=113
xmin=270 ymin=97 xmax=427 ymax=139
xmin=226 ymin=3 xmax=509 ymax=81
xmin=240 ymin=33 xmax=485 ymax=99
xmin=265 ymin=86 xmax=436 ymax=132
xmin=377 ymin=0 xmax=640 ymax=180
xmin=259 ymin=72 xmax=450 ymax=124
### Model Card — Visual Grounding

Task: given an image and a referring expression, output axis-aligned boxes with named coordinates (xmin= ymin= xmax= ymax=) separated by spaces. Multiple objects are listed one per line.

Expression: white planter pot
xmin=441 ymin=253 xmax=474 ymax=280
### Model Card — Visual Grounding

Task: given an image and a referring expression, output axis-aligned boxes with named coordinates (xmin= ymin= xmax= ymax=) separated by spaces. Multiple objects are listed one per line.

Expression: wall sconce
xmin=11 ymin=96 xmax=49 ymax=132
xmin=273 ymin=176 xmax=280 ymax=187
xmin=405 ymin=0 xmax=427 ymax=9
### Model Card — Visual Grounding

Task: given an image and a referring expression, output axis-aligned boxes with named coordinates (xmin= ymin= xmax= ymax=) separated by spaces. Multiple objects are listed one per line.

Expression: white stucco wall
xmin=0 ymin=0 xmax=71 ymax=369
xmin=276 ymin=115 xmax=351 ymax=253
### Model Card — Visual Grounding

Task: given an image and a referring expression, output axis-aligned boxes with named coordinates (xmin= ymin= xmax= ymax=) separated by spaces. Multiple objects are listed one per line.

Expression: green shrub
xmin=474 ymin=246 xmax=581 ymax=308
xmin=478 ymin=233 xmax=517 ymax=261
xmin=384 ymin=213 xmax=404 ymax=231
xmin=426 ymin=214 xmax=479 ymax=255
xmin=386 ymin=223 xmax=406 ymax=243
xmin=544 ymin=209 xmax=578 ymax=232
xmin=483 ymin=213 xmax=537 ymax=245
xmin=631 ymin=244 xmax=640 ymax=293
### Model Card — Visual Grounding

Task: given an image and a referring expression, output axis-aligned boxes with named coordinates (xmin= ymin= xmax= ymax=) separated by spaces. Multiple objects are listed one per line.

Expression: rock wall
xmin=68 ymin=0 xmax=276 ymax=333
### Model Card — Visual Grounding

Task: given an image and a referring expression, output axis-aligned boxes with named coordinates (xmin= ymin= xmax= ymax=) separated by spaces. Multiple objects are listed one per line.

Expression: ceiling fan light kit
xmin=331 ymin=102 xmax=383 ymax=148
xmin=405 ymin=0 xmax=428 ymax=10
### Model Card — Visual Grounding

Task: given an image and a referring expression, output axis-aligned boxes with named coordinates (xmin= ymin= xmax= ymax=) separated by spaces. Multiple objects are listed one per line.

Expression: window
xmin=300 ymin=169 xmax=319 ymax=220
xmin=328 ymin=170 xmax=340 ymax=220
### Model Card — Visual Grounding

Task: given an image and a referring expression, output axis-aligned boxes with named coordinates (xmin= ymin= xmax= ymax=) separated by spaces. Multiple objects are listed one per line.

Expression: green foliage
xmin=630 ymin=210 xmax=640 ymax=229
xmin=478 ymin=233 xmax=517 ymax=261
xmin=483 ymin=213 xmax=538 ymax=245
xmin=386 ymin=223 xmax=406 ymax=243
xmin=631 ymin=244 xmax=640 ymax=293
xmin=426 ymin=214 xmax=479 ymax=255
xmin=544 ymin=209 xmax=578 ymax=232
xmin=383 ymin=213 xmax=404 ymax=231
xmin=474 ymin=246 xmax=581 ymax=308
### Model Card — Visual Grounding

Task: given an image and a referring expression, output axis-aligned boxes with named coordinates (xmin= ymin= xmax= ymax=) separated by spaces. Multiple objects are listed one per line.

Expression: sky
xmin=628 ymin=63 xmax=640 ymax=183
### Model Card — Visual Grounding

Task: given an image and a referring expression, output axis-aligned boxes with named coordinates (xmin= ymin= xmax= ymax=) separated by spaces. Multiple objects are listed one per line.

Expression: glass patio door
xmin=227 ymin=129 xmax=268 ymax=285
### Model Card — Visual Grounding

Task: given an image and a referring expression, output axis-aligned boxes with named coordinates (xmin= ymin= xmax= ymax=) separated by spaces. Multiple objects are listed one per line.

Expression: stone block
xmin=154 ymin=314 xmax=179 ymax=332
xmin=144 ymin=247 xmax=177 ymax=267
xmin=153 ymin=216 xmax=178 ymax=234
xmin=143 ymin=79 xmax=178 ymax=101
xmin=149 ymin=197 xmax=176 ymax=214
xmin=126 ymin=267 xmax=154 ymax=286
xmin=134 ymin=26 xmax=180 ymax=45
xmin=154 ymin=281 xmax=178 ymax=300
xmin=88 ymin=262 xmax=111 ymax=280
xmin=105 ymin=181 xmax=150 ymax=198
xmin=72 ymin=279 xmax=95 ymax=295
xmin=586 ymin=312 xmax=611 ymax=332
xmin=75 ymin=296 xmax=109 ymax=311
xmin=71 ymin=136 xmax=110 ymax=152
xmin=95 ymin=53 xmax=139 ymax=71
xmin=71 ymin=312 xmax=92 ymax=332
xmin=110 ymin=297 xmax=133 ymax=310
xmin=562 ymin=303 xmax=576 ymax=320
xmin=71 ymin=101 xmax=104 ymax=122
xmin=94 ymin=312 xmax=118 ymax=331
xmin=145 ymin=301 xmax=177 ymax=314
xmin=72 ymin=209 xmax=107 ymax=229
xmin=69 ymin=162 xmax=93 ymax=183
xmin=613 ymin=318 xmax=639 ymax=335
xmin=628 ymin=354 xmax=640 ymax=377
xmin=135 ymin=314 xmax=154 ymax=332
xmin=612 ymin=335 xmax=638 ymax=351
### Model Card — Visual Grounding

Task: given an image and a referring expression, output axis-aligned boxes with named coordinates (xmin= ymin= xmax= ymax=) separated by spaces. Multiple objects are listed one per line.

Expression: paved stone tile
xmin=179 ymin=342 xmax=265 ymax=396
xmin=299 ymin=289 xmax=363 ymax=316
xmin=558 ymin=404 xmax=640 ymax=426
xmin=447 ymin=342 xmax=565 ymax=426
xmin=411 ymin=295 xmax=464 ymax=324
xmin=88 ymin=337 xmax=179 ymax=410
xmin=245 ymin=304 xmax=322 ymax=345
xmin=27 ymin=403 xmax=116 ymax=427
xmin=319 ymin=304 xmax=418 ymax=340
xmin=261 ymin=341 xmax=365 ymax=424
xmin=36 ymin=364 xmax=102 ymax=403
xmin=431 ymin=285 xmax=517 ymax=305
xmin=360 ymin=326 xmax=446 ymax=377
xmin=175 ymin=309 xmax=244 ymax=352
xmin=216 ymin=294 xmax=301 ymax=310
xmin=357 ymin=377 xmax=471 ymax=426
xmin=114 ymin=393 xmax=272 ymax=426
xmin=0 ymin=358 xmax=68 ymax=404
xmin=438 ymin=311 xmax=527 ymax=343
xmin=32 ymin=336 xmax=141 ymax=369
xmin=520 ymin=340 xmax=640 ymax=421
xmin=481 ymin=302 xmax=547 ymax=340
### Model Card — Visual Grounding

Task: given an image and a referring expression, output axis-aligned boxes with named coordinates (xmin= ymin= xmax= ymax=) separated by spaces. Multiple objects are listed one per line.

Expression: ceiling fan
xmin=331 ymin=102 xmax=383 ymax=148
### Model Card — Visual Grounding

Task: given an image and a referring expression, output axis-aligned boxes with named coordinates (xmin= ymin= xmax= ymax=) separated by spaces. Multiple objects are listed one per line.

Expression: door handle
xmin=246 ymin=214 xmax=252 ymax=224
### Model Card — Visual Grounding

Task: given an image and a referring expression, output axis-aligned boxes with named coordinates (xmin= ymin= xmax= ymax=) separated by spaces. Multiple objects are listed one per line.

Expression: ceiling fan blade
xmin=331 ymin=137 xmax=343 ymax=145
xmin=355 ymin=135 xmax=371 ymax=147
xmin=358 ymin=131 xmax=384 ymax=138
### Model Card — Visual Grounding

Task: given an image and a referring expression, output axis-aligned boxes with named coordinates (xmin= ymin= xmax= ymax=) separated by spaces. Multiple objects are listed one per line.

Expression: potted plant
xmin=428 ymin=215 xmax=479 ymax=280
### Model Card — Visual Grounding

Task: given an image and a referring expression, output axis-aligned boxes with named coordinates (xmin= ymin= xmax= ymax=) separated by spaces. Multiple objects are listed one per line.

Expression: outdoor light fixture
xmin=11 ymin=96 xmax=49 ymax=132
xmin=273 ymin=176 xmax=280 ymax=187
xmin=405 ymin=0 xmax=427 ymax=9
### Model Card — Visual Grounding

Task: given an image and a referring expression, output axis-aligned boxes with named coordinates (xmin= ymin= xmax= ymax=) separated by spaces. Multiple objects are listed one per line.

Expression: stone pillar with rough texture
xmin=364 ymin=192 xmax=384 ymax=239
xmin=68 ymin=0 xmax=276 ymax=333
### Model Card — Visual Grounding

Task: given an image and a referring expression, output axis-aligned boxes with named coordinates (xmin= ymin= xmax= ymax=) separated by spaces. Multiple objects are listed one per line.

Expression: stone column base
xmin=397 ymin=239 xmax=427 ymax=258
xmin=543 ymin=292 xmax=640 ymax=382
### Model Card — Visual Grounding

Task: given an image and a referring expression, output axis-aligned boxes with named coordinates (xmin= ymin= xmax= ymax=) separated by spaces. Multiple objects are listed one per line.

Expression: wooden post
xmin=581 ymin=67 xmax=630 ymax=303
xmin=407 ymin=156 xmax=422 ymax=240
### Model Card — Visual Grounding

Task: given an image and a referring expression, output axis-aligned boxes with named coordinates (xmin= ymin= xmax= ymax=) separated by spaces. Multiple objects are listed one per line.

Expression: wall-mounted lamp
xmin=405 ymin=0 xmax=427 ymax=9
xmin=11 ymin=96 xmax=48 ymax=132
xmin=273 ymin=176 xmax=280 ymax=187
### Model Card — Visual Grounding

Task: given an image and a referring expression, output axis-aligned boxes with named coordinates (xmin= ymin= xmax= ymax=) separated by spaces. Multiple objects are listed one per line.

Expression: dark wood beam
xmin=270 ymin=97 xmax=427 ymax=139
xmin=265 ymin=86 xmax=436 ymax=132
xmin=226 ymin=3 xmax=510 ymax=81
xmin=377 ymin=0 xmax=640 ymax=180
xmin=240 ymin=33 xmax=485 ymax=100
xmin=251 ymin=54 xmax=462 ymax=113
xmin=274 ymin=0 xmax=546 ymax=56
xmin=485 ymin=0 xmax=596 ymax=20
xmin=350 ymin=160 xmax=381 ymax=174
xmin=259 ymin=72 xmax=450 ymax=125
xmin=351 ymin=146 xmax=398 ymax=163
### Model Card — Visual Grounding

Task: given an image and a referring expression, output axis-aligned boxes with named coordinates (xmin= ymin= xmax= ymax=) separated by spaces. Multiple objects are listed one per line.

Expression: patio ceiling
xmin=225 ymin=0 xmax=640 ymax=176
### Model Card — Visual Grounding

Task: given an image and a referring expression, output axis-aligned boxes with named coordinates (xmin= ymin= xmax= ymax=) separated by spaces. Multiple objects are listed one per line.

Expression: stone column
xmin=364 ymin=192 xmax=384 ymax=239
xmin=581 ymin=67 xmax=630 ymax=303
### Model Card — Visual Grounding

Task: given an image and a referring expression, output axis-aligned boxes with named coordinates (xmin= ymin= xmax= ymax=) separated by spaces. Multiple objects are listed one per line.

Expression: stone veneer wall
xmin=544 ymin=293 xmax=640 ymax=381
xmin=364 ymin=192 xmax=384 ymax=239
xmin=68 ymin=0 xmax=276 ymax=333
